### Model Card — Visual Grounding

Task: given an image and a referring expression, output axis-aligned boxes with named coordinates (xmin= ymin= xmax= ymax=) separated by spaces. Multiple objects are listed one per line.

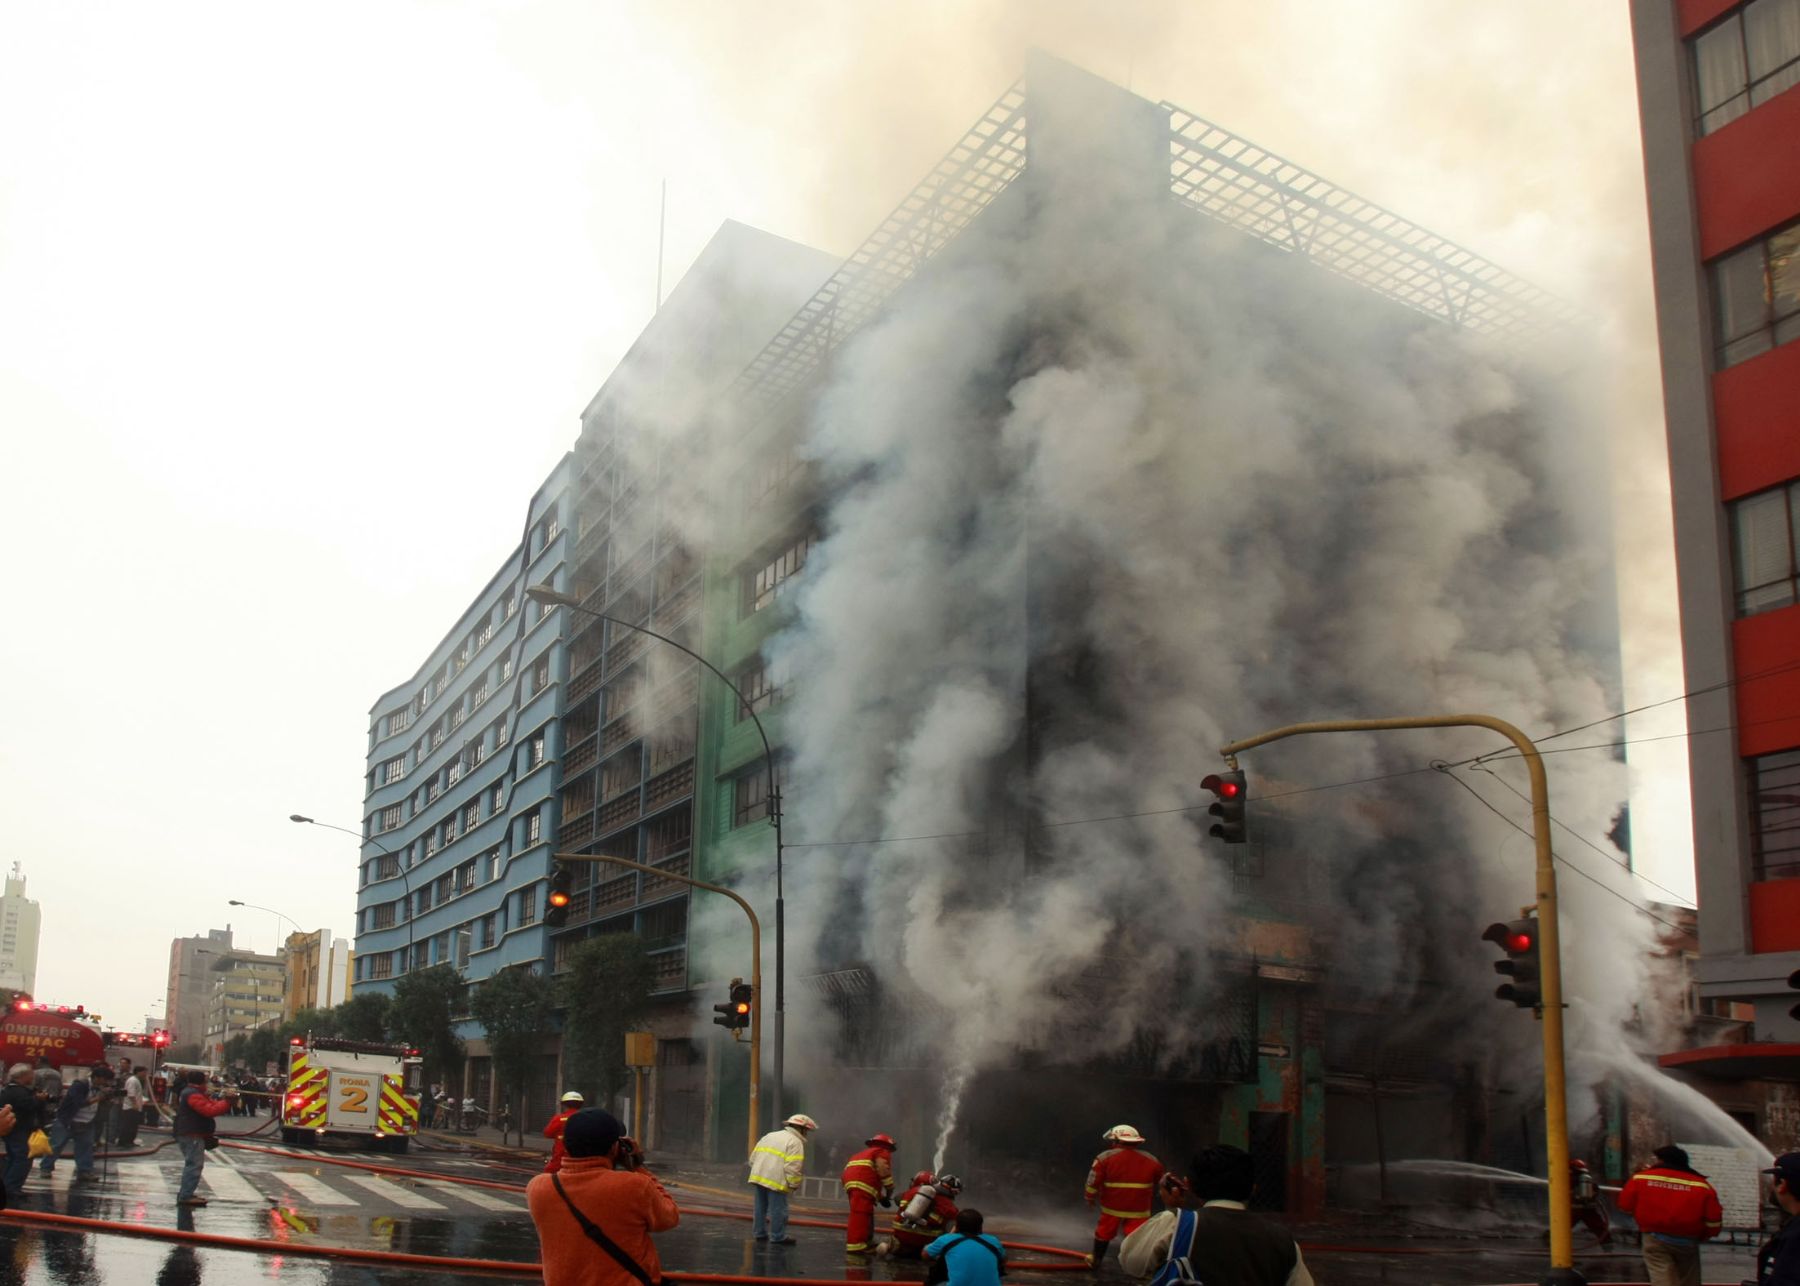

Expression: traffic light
xmin=545 ymin=863 xmax=573 ymax=929
xmin=1483 ymin=918 xmax=1542 ymax=1008
xmin=1202 ymin=770 xmax=1248 ymax=844
xmin=151 ymin=1030 xmax=170 ymax=1048
xmin=713 ymin=977 xmax=752 ymax=1034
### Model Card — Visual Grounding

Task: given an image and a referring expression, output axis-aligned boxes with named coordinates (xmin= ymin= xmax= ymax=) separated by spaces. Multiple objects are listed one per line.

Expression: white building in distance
xmin=0 ymin=865 xmax=42 ymax=996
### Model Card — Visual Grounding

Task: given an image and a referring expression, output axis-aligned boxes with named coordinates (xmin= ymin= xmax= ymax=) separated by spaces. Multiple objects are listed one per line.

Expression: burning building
xmin=536 ymin=53 xmax=1656 ymax=1218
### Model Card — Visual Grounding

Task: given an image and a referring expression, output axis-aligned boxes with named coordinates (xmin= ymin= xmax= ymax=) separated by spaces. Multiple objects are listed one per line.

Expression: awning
xmin=1657 ymin=1042 xmax=1800 ymax=1080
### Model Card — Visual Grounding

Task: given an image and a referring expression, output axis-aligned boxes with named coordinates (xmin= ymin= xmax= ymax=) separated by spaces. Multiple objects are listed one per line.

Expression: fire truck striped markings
xmin=274 ymin=1171 xmax=358 ymax=1206
xmin=418 ymin=1178 xmax=522 ymax=1211
xmin=341 ymin=1174 xmax=447 ymax=1210
xmin=199 ymin=1165 xmax=265 ymax=1204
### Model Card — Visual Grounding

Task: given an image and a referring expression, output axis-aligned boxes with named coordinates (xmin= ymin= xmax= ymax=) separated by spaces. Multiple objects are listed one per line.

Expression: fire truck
xmin=280 ymin=1034 xmax=424 ymax=1152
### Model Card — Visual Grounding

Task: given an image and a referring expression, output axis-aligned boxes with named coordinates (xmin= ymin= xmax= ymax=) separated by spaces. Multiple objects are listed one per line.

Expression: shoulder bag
xmin=551 ymin=1172 xmax=662 ymax=1286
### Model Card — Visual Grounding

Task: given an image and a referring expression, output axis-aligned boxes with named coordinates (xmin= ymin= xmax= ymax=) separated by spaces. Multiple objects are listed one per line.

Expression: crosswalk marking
xmin=201 ymin=1165 xmax=265 ymax=1204
xmin=419 ymin=1178 xmax=524 ymax=1211
xmin=274 ymin=1171 xmax=358 ymax=1206
xmin=341 ymin=1174 xmax=447 ymax=1211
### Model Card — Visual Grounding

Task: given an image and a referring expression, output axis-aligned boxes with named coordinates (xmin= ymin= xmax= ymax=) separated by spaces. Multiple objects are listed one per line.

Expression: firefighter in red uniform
xmin=888 ymin=1171 xmax=962 ymax=1258
xmin=841 ymin=1132 xmax=897 ymax=1254
xmin=1084 ymin=1124 xmax=1164 ymax=1271
xmin=541 ymin=1091 xmax=585 ymax=1174
xmin=1618 ymin=1145 xmax=1724 ymax=1286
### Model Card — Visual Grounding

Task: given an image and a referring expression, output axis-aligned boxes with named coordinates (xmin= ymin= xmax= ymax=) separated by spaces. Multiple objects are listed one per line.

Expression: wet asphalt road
xmin=0 ymin=1128 xmax=1766 ymax=1284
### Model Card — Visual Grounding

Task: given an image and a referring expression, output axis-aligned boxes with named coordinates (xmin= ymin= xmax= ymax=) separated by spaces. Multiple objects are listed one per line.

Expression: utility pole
xmin=1218 ymin=714 xmax=1581 ymax=1286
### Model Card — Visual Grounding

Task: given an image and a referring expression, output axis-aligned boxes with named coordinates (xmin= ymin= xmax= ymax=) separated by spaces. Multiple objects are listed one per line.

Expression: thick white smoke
xmin=752 ymin=71 xmax=1664 ymax=1143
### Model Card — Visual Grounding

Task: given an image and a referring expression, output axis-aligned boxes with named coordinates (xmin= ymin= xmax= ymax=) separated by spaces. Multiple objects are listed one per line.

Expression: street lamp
xmin=290 ymin=814 xmax=416 ymax=981
xmin=227 ymin=900 xmax=302 ymax=949
xmin=524 ymin=581 xmax=789 ymax=1125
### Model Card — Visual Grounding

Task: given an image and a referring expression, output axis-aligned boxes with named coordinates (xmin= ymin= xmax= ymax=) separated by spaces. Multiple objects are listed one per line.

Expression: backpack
xmin=1149 ymin=1210 xmax=1205 ymax=1286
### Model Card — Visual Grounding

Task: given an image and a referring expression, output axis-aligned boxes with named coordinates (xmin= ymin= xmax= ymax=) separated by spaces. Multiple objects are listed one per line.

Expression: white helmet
xmin=561 ymin=1091 xmax=585 ymax=1105
xmin=1106 ymin=1124 xmax=1146 ymax=1144
xmin=785 ymin=1113 xmax=819 ymax=1131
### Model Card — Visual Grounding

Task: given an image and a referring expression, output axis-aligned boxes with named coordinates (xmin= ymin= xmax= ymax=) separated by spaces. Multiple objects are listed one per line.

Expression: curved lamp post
xmin=290 ymin=814 xmax=416 ymax=979
xmin=524 ymin=582 xmax=788 ymax=1125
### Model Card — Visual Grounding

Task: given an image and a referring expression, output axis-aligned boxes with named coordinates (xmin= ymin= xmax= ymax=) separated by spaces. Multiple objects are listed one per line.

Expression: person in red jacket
xmin=1618 ymin=1145 xmax=1724 ymax=1286
xmin=841 ymin=1132 xmax=897 ymax=1254
xmin=543 ymin=1091 xmax=586 ymax=1174
xmin=889 ymin=1171 xmax=962 ymax=1258
xmin=1085 ymin=1125 xmax=1165 ymax=1270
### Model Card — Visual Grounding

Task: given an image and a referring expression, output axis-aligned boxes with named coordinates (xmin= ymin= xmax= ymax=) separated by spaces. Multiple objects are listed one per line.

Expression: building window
xmin=487 ymin=849 xmax=502 ymax=882
xmin=1692 ymin=0 xmax=1800 ymax=135
xmin=465 ymin=802 xmax=481 ymax=830
xmin=519 ymin=886 xmax=537 ymax=927
xmin=382 ymin=758 xmax=405 ymax=785
xmin=527 ymin=812 xmax=542 ymax=844
xmin=386 ymin=709 xmax=411 ymax=737
xmin=1731 ymin=481 xmax=1800 ymax=615
xmin=545 ymin=515 xmax=561 ymax=543
xmin=370 ymin=954 xmax=393 ymax=980
xmin=376 ymin=853 xmax=399 ymax=881
xmin=479 ymin=914 xmax=497 ymax=949
xmin=1713 ymin=220 xmax=1800 ymax=367
xmin=745 ymin=532 xmax=814 ymax=614
xmin=734 ymin=655 xmax=786 ymax=720
xmin=529 ymin=735 xmax=546 ymax=769
xmin=373 ymin=902 xmax=396 ymax=930
xmin=733 ymin=762 xmax=784 ymax=827
xmin=491 ymin=784 xmax=504 ymax=813
xmin=379 ymin=805 xmax=402 ymax=833
xmin=534 ymin=658 xmax=551 ymax=693
xmin=1749 ymin=748 xmax=1800 ymax=879
xmin=456 ymin=860 xmax=477 ymax=892
xmin=502 ymin=657 xmax=515 ymax=682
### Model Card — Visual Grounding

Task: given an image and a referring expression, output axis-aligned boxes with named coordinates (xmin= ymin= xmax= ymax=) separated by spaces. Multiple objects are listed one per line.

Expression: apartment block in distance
xmin=1631 ymin=0 xmax=1800 ymax=1097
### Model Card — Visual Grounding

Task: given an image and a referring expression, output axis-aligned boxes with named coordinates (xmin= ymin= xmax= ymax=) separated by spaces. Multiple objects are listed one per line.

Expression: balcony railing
xmin=560 ymin=815 xmax=594 ymax=850
xmin=649 ymin=946 xmax=687 ymax=993
xmin=598 ymin=793 xmax=641 ymax=834
xmin=644 ymin=762 xmax=694 ymax=810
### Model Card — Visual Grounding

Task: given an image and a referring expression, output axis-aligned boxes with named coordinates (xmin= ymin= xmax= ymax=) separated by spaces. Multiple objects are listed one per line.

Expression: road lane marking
xmin=115 ymin=1162 xmax=166 ymax=1196
xmin=419 ymin=1178 xmax=523 ymax=1211
xmin=200 ymin=1165 xmax=265 ymax=1204
xmin=341 ymin=1174 xmax=447 ymax=1210
xmin=274 ymin=1171 xmax=358 ymax=1206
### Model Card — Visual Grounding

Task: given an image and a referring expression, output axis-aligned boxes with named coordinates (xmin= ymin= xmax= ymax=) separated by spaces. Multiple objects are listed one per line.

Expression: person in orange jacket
xmin=542 ymin=1091 xmax=586 ymax=1174
xmin=526 ymin=1108 xmax=678 ymax=1286
xmin=889 ymin=1171 xmax=962 ymax=1258
xmin=1085 ymin=1124 xmax=1165 ymax=1271
xmin=1618 ymin=1145 xmax=1724 ymax=1286
xmin=841 ymin=1132 xmax=897 ymax=1254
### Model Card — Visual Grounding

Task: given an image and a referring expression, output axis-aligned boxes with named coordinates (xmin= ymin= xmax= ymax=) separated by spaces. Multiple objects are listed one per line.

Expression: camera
xmin=616 ymin=1136 xmax=645 ymax=1170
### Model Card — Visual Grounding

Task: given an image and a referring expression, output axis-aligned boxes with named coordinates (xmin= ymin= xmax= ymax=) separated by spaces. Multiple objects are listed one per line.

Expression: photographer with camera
xmin=39 ymin=1065 xmax=113 ymax=1183
xmin=526 ymin=1108 xmax=678 ymax=1286
xmin=172 ymin=1069 xmax=236 ymax=1207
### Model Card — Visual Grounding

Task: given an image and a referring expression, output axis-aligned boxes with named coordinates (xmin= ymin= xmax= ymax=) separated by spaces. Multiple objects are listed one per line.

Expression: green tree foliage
xmin=388 ymin=965 xmax=465 ymax=1086
xmin=334 ymin=991 xmax=393 ymax=1043
xmin=560 ymin=935 xmax=653 ymax=1105
xmin=280 ymin=1007 xmax=339 ymax=1040
xmin=469 ymin=966 xmax=554 ymax=1145
xmin=221 ymin=1030 xmax=282 ymax=1073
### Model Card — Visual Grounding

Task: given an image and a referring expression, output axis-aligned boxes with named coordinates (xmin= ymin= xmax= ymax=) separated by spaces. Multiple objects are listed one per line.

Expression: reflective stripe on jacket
xmin=748 ymin=1127 xmax=807 ymax=1192
xmin=1617 ymin=1167 xmax=1724 ymax=1241
xmin=842 ymin=1145 xmax=895 ymax=1199
xmin=1085 ymin=1145 xmax=1165 ymax=1220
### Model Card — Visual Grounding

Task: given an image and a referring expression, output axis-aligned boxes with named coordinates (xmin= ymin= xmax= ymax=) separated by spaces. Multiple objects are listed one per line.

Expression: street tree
xmin=469 ymin=965 xmax=554 ymax=1146
xmin=560 ymin=934 xmax=653 ymax=1107
xmin=388 ymin=965 xmax=465 ymax=1087
xmin=333 ymin=991 xmax=393 ymax=1043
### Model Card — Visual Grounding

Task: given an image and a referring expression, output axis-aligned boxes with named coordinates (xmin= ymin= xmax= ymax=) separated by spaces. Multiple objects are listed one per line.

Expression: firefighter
xmin=1618 ymin=1145 xmax=1724 ymax=1286
xmin=542 ymin=1090 xmax=586 ymax=1174
xmin=888 ymin=1171 xmax=963 ymax=1258
xmin=1570 ymin=1158 xmax=1613 ymax=1247
xmin=1085 ymin=1124 xmax=1165 ymax=1271
xmin=841 ymin=1132 xmax=898 ymax=1254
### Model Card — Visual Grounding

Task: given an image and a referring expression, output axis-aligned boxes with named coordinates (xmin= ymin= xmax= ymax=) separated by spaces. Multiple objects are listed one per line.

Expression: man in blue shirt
xmin=925 ymin=1209 xmax=1006 ymax=1286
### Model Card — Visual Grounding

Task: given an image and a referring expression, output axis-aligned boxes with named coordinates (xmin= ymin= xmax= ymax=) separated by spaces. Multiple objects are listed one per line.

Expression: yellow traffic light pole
xmin=1219 ymin=714 xmax=1580 ymax=1286
xmin=550 ymin=851 xmax=762 ymax=1160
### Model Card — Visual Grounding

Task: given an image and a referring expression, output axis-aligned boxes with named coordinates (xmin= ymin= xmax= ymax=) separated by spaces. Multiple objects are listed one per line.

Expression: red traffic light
xmin=548 ymin=889 xmax=571 ymax=909
xmin=1505 ymin=931 xmax=1533 ymax=953
xmin=1217 ymin=779 xmax=1241 ymax=798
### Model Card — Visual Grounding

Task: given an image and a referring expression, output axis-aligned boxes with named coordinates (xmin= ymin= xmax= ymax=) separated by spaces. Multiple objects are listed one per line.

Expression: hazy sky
xmin=0 ymin=2 xmax=1691 ymax=1032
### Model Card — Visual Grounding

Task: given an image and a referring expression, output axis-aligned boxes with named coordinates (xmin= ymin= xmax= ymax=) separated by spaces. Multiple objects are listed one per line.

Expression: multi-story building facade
xmin=166 ymin=928 xmax=233 ymax=1054
xmin=283 ymin=928 xmax=352 ymax=1020
xmin=1631 ymin=1 xmax=1800 ymax=1088
xmin=356 ymin=461 xmax=573 ymax=1039
xmin=202 ymin=950 xmax=286 ymax=1064
xmin=0 ymin=865 xmax=41 ymax=996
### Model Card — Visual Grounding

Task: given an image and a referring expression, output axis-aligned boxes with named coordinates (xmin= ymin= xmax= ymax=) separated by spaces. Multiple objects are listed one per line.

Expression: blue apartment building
xmin=355 ymin=460 xmax=572 ymax=1103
